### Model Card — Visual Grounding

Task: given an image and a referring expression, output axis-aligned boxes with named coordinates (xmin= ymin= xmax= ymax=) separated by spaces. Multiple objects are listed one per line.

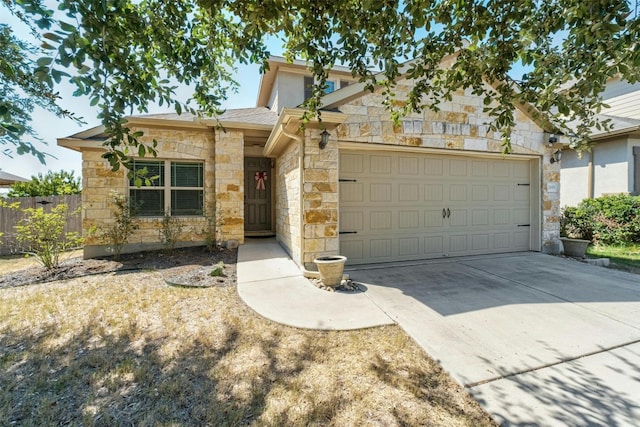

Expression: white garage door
xmin=339 ymin=151 xmax=532 ymax=265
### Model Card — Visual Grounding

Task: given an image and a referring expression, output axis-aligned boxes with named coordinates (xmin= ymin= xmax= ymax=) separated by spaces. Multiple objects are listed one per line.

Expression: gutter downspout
xmin=633 ymin=146 xmax=640 ymax=195
xmin=588 ymin=150 xmax=595 ymax=199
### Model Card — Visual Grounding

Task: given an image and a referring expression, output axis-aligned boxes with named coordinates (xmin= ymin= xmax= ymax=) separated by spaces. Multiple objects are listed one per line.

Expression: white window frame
xmin=129 ymin=159 xmax=204 ymax=217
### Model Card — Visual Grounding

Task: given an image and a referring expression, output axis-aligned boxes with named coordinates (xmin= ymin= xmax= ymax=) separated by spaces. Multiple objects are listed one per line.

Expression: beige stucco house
xmin=58 ymin=55 xmax=563 ymax=268
xmin=560 ymin=77 xmax=640 ymax=207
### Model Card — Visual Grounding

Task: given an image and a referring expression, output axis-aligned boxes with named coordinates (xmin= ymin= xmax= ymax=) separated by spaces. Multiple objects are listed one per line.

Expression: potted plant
xmin=560 ymin=206 xmax=591 ymax=258
xmin=313 ymin=255 xmax=347 ymax=288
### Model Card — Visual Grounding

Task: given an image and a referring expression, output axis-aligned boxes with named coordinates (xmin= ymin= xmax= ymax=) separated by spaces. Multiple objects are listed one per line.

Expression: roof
xmin=139 ymin=107 xmax=278 ymax=127
xmin=0 ymin=170 xmax=29 ymax=186
xmin=567 ymin=114 xmax=640 ymax=142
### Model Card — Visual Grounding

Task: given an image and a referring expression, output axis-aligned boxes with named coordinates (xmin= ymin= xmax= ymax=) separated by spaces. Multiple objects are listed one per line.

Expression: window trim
xmin=129 ymin=159 xmax=204 ymax=217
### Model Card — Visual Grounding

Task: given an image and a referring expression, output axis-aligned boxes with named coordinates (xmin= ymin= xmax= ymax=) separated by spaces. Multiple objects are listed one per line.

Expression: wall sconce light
xmin=550 ymin=149 xmax=562 ymax=164
xmin=319 ymin=129 xmax=330 ymax=149
xmin=548 ymin=133 xmax=558 ymax=146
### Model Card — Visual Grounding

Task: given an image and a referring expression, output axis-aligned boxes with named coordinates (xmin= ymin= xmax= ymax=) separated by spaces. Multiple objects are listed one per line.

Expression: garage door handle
xmin=442 ymin=208 xmax=446 ymax=218
xmin=339 ymin=231 xmax=358 ymax=235
xmin=447 ymin=208 xmax=451 ymax=218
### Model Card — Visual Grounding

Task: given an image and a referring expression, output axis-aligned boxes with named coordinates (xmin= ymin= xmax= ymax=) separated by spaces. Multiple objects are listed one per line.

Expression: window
xmin=130 ymin=160 xmax=204 ymax=216
xmin=304 ymin=77 xmax=351 ymax=100
xmin=324 ymin=80 xmax=335 ymax=94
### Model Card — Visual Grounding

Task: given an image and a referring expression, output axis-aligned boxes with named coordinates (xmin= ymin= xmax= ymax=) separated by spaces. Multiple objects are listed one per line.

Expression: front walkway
xmin=236 ymin=238 xmax=393 ymax=330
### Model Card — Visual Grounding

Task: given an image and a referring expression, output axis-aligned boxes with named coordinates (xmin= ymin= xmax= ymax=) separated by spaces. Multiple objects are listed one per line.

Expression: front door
xmin=244 ymin=157 xmax=272 ymax=232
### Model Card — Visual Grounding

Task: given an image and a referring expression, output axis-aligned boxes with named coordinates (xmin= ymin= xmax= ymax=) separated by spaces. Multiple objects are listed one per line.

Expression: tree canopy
xmin=7 ymin=169 xmax=81 ymax=197
xmin=3 ymin=0 xmax=640 ymax=168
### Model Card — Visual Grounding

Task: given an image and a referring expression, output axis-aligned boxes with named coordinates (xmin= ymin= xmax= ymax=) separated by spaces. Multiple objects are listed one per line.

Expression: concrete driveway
xmin=348 ymin=252 xmax=640 ymax=426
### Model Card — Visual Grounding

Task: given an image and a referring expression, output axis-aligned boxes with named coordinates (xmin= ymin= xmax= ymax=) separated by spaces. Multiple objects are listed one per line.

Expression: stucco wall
xmin=560 ymin=150 xmax=590 ymax=207
xmin=561 ymin=138 xmax=636 ymax=208
xmin=82 ymin=125 xmax=245 ymax=258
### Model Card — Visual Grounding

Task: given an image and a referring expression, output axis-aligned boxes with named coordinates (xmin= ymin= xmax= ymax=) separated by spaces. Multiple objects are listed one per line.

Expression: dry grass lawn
xmin=0 ymin=255 xmax=497 ymax=426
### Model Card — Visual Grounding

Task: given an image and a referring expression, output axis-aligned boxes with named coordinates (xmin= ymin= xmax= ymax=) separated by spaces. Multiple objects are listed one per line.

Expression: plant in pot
xmin=560 ymin=206 xmax=592 ymax=258
xmin=314 ymin=255 xmax=347 ymax=288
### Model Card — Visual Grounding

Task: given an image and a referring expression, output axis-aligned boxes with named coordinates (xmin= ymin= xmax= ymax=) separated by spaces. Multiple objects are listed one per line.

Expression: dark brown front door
xmin=244 ymin=157 xmax=272 ymax=232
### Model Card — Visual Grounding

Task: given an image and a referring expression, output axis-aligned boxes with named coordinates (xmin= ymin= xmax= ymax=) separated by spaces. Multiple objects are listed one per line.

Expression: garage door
xmin=339 ymin=151 xmax=532 ymax=265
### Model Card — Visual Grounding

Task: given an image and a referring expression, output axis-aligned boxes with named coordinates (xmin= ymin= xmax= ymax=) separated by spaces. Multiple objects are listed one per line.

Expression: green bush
xmin=14 ymin=204 xmax=83 ymax=269
xmin=100 ymin=192 xmax=139 ymax=260
xmin=561 ymin=194 xmax=640 ymax=245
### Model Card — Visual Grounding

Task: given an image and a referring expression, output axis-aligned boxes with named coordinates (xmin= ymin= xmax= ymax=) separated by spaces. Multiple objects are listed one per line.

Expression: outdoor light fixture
xmin=550 ymin=149 xmax=562 ymax=164
xmin=319 ymin=129 xmax=330 ymax=149
xmin=548 ymin=133 xmax=558 ymax=146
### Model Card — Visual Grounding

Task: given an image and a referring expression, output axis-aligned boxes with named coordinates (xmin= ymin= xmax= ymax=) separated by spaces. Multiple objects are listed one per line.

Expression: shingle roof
xmin=135 ymin=107 xmax=278 ymax=127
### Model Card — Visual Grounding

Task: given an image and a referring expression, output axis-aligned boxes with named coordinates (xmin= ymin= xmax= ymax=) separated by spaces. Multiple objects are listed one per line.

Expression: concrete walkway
xmin=236 ymin=238 xmax=393 ymax=330
xmin=237 ymin=240 xmax=640 ymax=425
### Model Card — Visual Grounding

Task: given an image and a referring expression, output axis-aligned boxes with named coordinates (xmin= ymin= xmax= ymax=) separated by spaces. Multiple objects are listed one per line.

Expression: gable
xmin=333 ymin=78 xmax=545 ymax=155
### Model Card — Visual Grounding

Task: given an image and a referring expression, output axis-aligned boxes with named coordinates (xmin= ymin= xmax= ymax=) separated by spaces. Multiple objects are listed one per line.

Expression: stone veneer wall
xmin=82 ymin=125 xmax=245 ymax=258
xmin=301 ymin=130 xmax=340 ymax=268
xmin=214 ymin=129 xmax=245 ymax=244
xmin=275 ymin=141 xmax=302 ymax=263
xmin=296 ymin=84 xmax=562 ymax=265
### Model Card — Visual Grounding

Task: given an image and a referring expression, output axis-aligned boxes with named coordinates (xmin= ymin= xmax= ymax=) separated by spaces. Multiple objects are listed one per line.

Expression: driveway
xmin=348 ymin=252 xmax=640 ymax=426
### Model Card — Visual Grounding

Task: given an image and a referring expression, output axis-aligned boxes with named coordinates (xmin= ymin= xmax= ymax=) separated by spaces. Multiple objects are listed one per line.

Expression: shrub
xmin=561 ymin=194 xmax=640 ymax=245
xmin=13 ymin=204 xmax=83 ymax=269
xmin=159 ymin=211 xmax=183 ymax=253
xmin=100 ymin=192 xmax=139 ymax=260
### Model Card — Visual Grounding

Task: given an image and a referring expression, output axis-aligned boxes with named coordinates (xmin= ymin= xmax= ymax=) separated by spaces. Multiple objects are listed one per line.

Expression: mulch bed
xmin=0 ymin=246 xmax=237 ymax=289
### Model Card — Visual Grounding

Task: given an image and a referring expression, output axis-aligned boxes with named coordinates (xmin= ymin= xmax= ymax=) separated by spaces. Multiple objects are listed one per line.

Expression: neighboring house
xmin=58 ymin=55 xmax=562 ymax=268
xmin=560 ymin=77 xmax=640 ymax=207
xmin=0 ymin=170 xmax=29 ymax=187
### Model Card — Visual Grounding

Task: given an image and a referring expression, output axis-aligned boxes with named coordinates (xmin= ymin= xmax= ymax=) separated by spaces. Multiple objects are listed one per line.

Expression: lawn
xmin=0 ymin=251 xmax=496 ymax=426
xmin=587 ymin=243 xmax=640 ymax=273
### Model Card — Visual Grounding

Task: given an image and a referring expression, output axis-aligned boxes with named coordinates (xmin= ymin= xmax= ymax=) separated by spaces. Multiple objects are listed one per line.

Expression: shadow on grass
xmin=0 ymin=318 xmax=293 ymax=426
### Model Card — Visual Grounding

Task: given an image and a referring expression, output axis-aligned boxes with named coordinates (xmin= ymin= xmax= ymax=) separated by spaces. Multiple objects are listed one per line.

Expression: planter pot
xmin=314 ymin=256 xmax=347 ymax=288
xmin=560 ymin=237 xmax=590 ymax=258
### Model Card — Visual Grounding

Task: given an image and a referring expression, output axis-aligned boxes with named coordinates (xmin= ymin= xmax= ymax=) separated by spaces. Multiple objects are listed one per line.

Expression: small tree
xmin=13 ymin=203 xmax=83 ymax=269
xmin=7 ymin=170 xmax=81 ymax=197
xmin=100 ymin=192 xmax=138 ymax=260
xmin=159 ymin=211 xmax=183 ymax=254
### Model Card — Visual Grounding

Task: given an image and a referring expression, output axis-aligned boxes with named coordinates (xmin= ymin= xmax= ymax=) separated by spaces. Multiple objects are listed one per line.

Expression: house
xmin=58 ymin=55 xmax=562 ymax=269
xmin=560 ymin=77 xmax=640 ymax=207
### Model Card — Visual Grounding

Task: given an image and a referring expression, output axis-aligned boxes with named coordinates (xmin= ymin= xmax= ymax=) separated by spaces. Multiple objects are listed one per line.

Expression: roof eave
xmin=263 ymin=108 xmax=347 ymax=157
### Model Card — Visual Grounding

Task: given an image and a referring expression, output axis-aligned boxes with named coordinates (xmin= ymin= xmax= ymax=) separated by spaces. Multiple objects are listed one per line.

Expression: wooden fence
xmin=0 ymin=194 xmax=82 ymax=256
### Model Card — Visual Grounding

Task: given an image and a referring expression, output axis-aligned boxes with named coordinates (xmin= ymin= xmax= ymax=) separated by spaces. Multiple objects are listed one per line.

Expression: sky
xmin=0 ymin=8 xmax=281 ymax=182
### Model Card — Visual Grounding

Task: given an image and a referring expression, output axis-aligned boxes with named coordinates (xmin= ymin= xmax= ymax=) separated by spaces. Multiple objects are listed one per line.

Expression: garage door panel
xmin=449 ymin=159 xmax=468 ymax=176
xmin=399 ymin=157 xmax=419 ymax=175
xmin=424 ymin=158 xmax=444 ymax=175
xmin=425 ymin=184 xmax=444 ymax=201
xmin=472 ymin=185 xmax=490 ymax=201
xmin=425 ymin=210 xmax=445 ymax=228
xmin=449 ymin=184 xmax=468 ymax=201
xmin=340 ymin=183 xmax=364 ymax=202
xmin=399 ymin=237 xmax=419 ymax=256
xmin=494 ymin=209 xmax=511 ymax=225
xmin=370 ymin=183 xmax=392 ymax=201
xmin=399 ymin=210 xmax=420 ymax=229
xmin=472 ymin=234 xmax=490 ymax=251
xmin=340 ymin=152 xmax=532 ymax=264
xmin=370 ymin=211 xmax=392 ymax=231
xmin=424 ymin=236 xmax=444 ymax=254
xmin=370 ymin=239 xmax=392 ymax=258
xmin=370 ymin=155 xmax=392 ymax=174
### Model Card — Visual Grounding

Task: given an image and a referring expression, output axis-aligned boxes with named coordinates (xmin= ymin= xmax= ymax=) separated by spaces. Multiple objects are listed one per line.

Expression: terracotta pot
xmin=314 ymin=256 xmax=347 ymax=288
xmin=560 ymin=237 xmax=590 ymax=258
